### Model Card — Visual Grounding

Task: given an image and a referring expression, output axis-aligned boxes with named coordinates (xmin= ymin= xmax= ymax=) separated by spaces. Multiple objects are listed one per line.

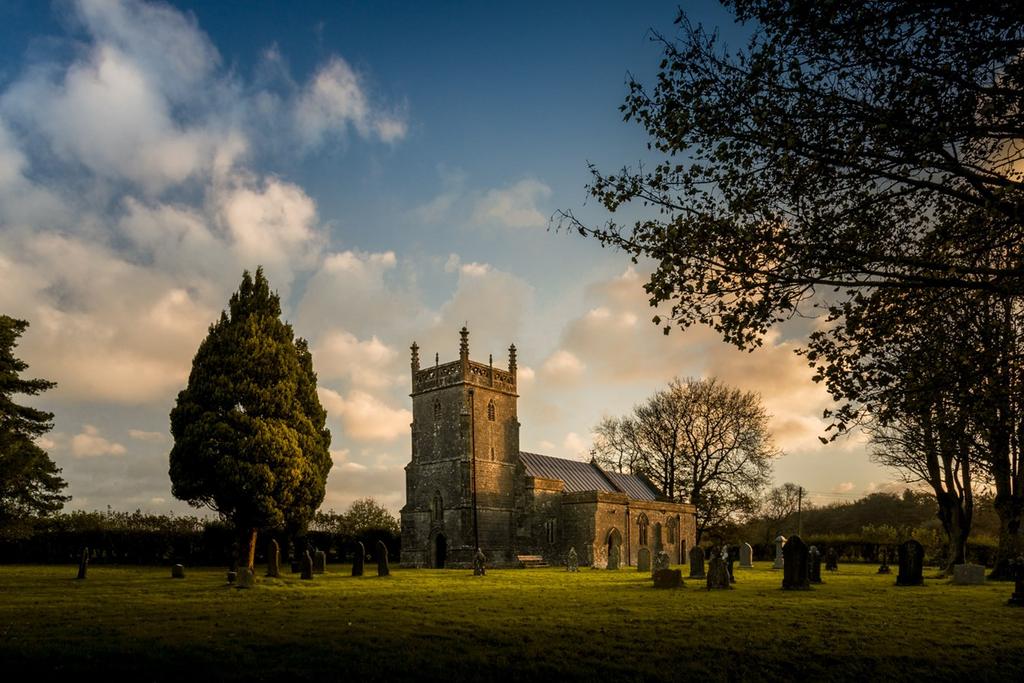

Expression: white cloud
xmin=833 ymin=481 xmax=855 ymax=493
xmin=541 ymin=349 xmax=585 ymax=382
xmin=129 ymin=429 xmax=166 ymax=442
xmin=562 ymin=432 xmax=589 ymax=458
xmin=72 ymin=425 xmax=127 ymax=458
xmin=472 ymin=178 xmax=552 ymax=229
xmin=317 ymin=387 xmax=412 ymax=442
xmin=314 ymin=330 xmax=400 ymax=388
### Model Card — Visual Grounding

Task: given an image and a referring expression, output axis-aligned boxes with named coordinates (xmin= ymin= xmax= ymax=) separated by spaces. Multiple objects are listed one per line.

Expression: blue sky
xmin=0 ymin=0 xmax=897 ymax=515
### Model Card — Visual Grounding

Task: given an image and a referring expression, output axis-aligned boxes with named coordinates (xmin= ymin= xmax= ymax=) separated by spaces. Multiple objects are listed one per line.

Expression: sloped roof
xmin=519 ymin=451 xmax=659 ymax=501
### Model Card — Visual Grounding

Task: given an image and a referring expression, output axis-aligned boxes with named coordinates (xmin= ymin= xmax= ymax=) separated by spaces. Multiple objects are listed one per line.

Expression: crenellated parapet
xmin=410 ymin=327 xmax=518 ymax=396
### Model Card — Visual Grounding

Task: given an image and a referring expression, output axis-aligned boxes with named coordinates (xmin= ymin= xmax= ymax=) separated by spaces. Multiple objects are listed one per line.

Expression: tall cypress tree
xmin=169 ymin=269 xmax=331 ymax=570
xmin=0 ymin=316 xmax=69 ymax=537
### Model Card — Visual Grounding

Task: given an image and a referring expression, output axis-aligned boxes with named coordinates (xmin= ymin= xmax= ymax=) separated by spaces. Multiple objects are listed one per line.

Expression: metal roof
xmin=519 ymin=451 xmax=659 ymax=500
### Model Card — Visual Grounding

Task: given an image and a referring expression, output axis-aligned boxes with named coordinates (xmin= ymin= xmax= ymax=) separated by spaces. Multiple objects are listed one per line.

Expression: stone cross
xmin=566 ymin=547 xmax=579 ymax=572
xmin=376 ymin=540 xmax=390 ymax=577
xmin=352 ymin=541 xmax=365 ymax=577
xmin=301 ymin=550 xmax=314 ymax=580
xmin=739 ymin=542 xmax=753 ymax=568
xmin=637 ymin=547 xmax=651 ymax=572
xmin=895 ymin=539 xmax=924 ymax=586
xmin=473 ymin=548 xmax=487 ymax=576
xmin=76 ymin=547 xmax=89 ymax=580
xmin=266 ymin=539 xmax=280 ymax=578
xmin=688 ymin=545 xmax=706 ymax=579
xmin=782 ymin=535 xmax=811 ymax=590
xmin=772 ymin=535 xmax=786 ymax=569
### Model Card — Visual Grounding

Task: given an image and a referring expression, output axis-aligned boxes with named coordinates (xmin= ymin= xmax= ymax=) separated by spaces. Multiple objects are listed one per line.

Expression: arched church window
xmin=487 ymin=400 xmax=495 ymax=421
xmin=667 ymin=518 xmax=678 ymax=544
xmin=431 ymin=492 xmax=443 ymax=523
xmin=654 ymin=522 xmax=663 ymax=551
xmin=638 ymin=513 xmax=649 ymax=547
xmin=545 ymin=519 xmax=556 ymax=544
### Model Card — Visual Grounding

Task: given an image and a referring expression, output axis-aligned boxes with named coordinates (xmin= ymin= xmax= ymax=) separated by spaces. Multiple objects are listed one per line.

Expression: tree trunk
xmin=244 ymin=528 xmax=258 ymax=572
xmin=990 ymin=494 xmax=1023 ymax=580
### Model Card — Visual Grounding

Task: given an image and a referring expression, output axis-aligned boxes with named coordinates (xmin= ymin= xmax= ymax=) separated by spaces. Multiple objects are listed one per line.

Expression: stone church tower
xmin=400 ymin=327 xmax=519 ymax=567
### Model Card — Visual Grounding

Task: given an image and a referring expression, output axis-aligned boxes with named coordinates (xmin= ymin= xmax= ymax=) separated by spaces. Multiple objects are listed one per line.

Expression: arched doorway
xmin=606 ymin=528 xmax=622 ymax=570
xmin=434 ymin=534 xmax=447 ymax=568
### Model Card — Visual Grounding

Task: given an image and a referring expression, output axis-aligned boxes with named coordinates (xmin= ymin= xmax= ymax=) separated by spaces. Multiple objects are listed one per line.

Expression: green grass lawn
xmin=1 ymin=561 xmax=1021 ymax=681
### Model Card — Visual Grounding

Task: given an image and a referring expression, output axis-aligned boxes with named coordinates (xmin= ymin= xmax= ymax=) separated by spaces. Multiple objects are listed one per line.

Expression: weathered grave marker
xmin=706 ymin=555 xmax=731 ymax=590
xmin=688 ymin=545 xmax=706 ymax=579
xmin=724 ymin=546 xmax=736 ymax=583
xmin=772 ymin=535 xmax=786 ymax=569
xmin=377 ymin=540 xmax=390 ymax=577
xmin=808 ymin=546 xmax=822 ymax=584
xmin=566 ymin=547 xmax=579 ymax=572
xmin=313 ymin=549 xmax=327 ymax=574
xmin=473 ymin=548 xmax=487 ymax=576
xmin=301 ymin=551 xmax=313 ymax=580
xmin=825 ymin=547 xmax=839 ymax=571
xmin=653 ymin=549 xmax=671 ymax=573
xmin=653 ymin=568 xmax=682 ymax=588
xmin=171 ymin=564 xmax=186 ymax=579
xmin=952 ymin=563 xmax=985 ymax=585
xmin=266 ymin=539 xmax=280 ymax=578
xmin=1008 ymin=555 xmax=1024 ymax=606
xmin=76 ymin=547 xmax=89 ymax=580
xmin=782 ymin=535 xmax=810 ymax=590
xmin=226 ymin=570 xmax=237 ymax=584
xmin=237 ymin=568 xmax=255 ymax=589
xmin=637 ymin=547 xmax=651 ymax=572
xmin=739 ymin=542 xmax=753 ymax=568
xmin=352 ymin=541 xmax=365 ymax=577
xmin=895 ymin=540 xmax=924 ymax=586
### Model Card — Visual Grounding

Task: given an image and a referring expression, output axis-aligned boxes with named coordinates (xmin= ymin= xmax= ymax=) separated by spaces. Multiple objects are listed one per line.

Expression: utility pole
xmin=797 ymin=486 xmax=804 ymax=537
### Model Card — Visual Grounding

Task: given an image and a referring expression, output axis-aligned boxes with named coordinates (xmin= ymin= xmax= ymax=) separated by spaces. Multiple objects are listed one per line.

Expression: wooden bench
xmin=516 ymin=554 xmax=549 ymax=569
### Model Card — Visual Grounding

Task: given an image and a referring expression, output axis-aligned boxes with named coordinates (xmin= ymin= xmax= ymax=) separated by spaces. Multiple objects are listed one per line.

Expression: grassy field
xmin=1 ymin=561 xmax=1021 ymax=681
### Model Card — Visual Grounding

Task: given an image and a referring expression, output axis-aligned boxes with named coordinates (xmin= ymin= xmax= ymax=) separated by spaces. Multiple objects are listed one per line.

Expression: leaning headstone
xmin=301 ymin=551 xmax=313 ymax=580
xmin=739 ymin=542 xmax=753 ymax=568
xmin=1007 ymin=555 xmax=1024 ymax=606
xmin=312 ymin=549 xmax=327 ymax=574
xmin=266 ymin=540 xmax=280 ymax=578
xmin=237 ymin=568 xmax=255 ymax=589
xmin=352 ymin=541 xmax=365 ymax=577
xmin=952 ymin=563 xmax=985 ymax=585
xmin=706 ymin=555 xmax=732 ymax=590
xmin=637 ymin=547 xmax=651 ymax=572
xmin=376 ymin=540 xmax=390 ymax=577
xmin=226 ymin=570 xmax=237 ymax=584
xmin=566 ymin=547 xmax=579 ymax=572
xmin=171 ymin=564 xmax=186 ymax=579
xmin=808 ymin=546 xmax=822 ymax=584
xmin=653 ymin=550 xmax=671 ymax=573
xmin=772 ymin=535 xmax=786 ymax=569
xmin=782 ymin=535 xmax=811 ymax=590
xmin=653 ymin=568 xmax=683 ymax=588
xmin=895 ymin=539 xmax=924 ymax=586
xmin=76 ymin=547 xmax=89 ymax=580
xmin=473 ymin=548 xmax=487 ymax=576
xmin=688 ymin=545 xmax=706 ymax=579
xmin=825 ymin=547 xmax=839 ymax=571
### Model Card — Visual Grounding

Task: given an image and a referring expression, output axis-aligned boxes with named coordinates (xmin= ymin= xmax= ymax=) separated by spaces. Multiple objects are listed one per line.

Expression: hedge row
xmin=742 ymin=538 xmax=997 ymax=567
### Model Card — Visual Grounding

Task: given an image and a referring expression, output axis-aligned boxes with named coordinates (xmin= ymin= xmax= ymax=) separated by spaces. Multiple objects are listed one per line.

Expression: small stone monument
xmin=706 ymin=555 xmax=731 ymax=590
xmin=566 ymin=547 xmax=579 ymax=572
xmin=877 ymin=545 xmax=892 ymax=574
xmin=825 ymin=547 xmax=839 ymax=571
xmin=473 ymin=548 xmax=487 ymax=576
xmin=266 ymin=540 xmax=280 ymax=578
xmin=952 ymin=563 xmax=985 ymax=585
xmin=688 ymin=545 xmax=706 ymax=579
xmin=171 ymin=564 xmax=186 ymax=579
xmin=312 ymin=549 xmax=327 ymax=574
xmin=237 ymin=567 xmax=256 ymax=589
xmin=739 ymin=542 xmax=753 ymax=568
xmin=895 ymin=539 xmax=924 ymax=586
xmin=301 ymin=550 xmax=314 ymax=580
xmin=808 ymin=546 xmax=822 ymax=584
xmin=352 ymin=541 xmax=365 ymax=576
xmin=1007 ymin=555 xmax=1024 ymax=606
xmin=637 ymin=547 xmax=652 ymax=572
xmin=76 ymin=547 xmax=89 ymax=580
xmin=653 ymin=568 xmax=682 ymax=588
xmin=653 ymin=549 xmax=671 ymax=573
xmin=782 ymin=535 xmax=810 ymax=590
xmin=226 ymin=570 xmax=237 ymax=584
xmin=376 ymin=540 xmax=390 ymax=577
xmin=724 ymin=546 xmax=736 ymax=583
xmin=772 ymin=535 xmax=786 ymax=569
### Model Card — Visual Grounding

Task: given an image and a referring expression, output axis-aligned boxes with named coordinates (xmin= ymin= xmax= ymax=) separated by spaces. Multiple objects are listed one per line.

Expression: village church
xmin=400 ymin=327 xmax=697 ymax=568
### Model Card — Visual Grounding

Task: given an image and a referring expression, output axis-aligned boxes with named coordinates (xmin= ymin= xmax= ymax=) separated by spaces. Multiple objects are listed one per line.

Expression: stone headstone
xmin=290 ymin=560 xmax=301 ymax=573
xmin=653 ymin=550 xmax=671 ymax=573
xmin=877 ymin=545 xmax=892 ymax=574
xmin=352 ymin=541 xmax=365 ymax=576
xmin=782 ymin=535 xmax=810 ymax=590
xmin=739 ymin=542 xmax=753 ymax=568
xmin=773 ymin=535 xmax=786 ymax=569
xmin=1007 ymin=555 xmax=1024 ymax=606
xmin=76 ymin=547 xmax=89 ymax=580
xmin=952 ymin=563 xmax=985 ymax=585
xmin=825 ymin=547 xmax=839 ymax=571
xmin=301 ymin=551 xmax=313 ymax=580
xmin=237 ymin=568 xmax=255 ymax=589
xmin=722 ymin=546 xmax=736 ymax=583
xmin=226 ymin=570 xmax=237 ymax=584
xmin=312 ymin=550 xmax=327 ymax=574
xmin=171 ymin=564 xmax=185 ymax=579
xmin=566 ymin=547 xmax=579 ymax=572
xmin=808 ymin=546 xmax=822 ymax=584
xmin=607 ymin=542 xmax=620 ymax=570
xmin=637 ymin=547 xmax=651 ymax=572
xmin=653 ymin=568 xmax=682 ymax=588
xmin=896 ymin=540 xmax=924 ymax=586
xmin=376 ymin=540 xmax=390 ymax=577
xmin=266 ymin=540 xmax=280 ymax=578
xmin=688 ymin=545 xmax=706 ymax=579
xmin=705 ymin=555 xmax=731 ymax=590
xmin=473 ymin=548 xmax=487 ymax=576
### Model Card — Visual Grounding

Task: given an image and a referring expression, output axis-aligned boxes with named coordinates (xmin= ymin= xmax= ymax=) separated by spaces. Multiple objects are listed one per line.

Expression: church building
xmin=400 ymin=327 xmax=697 ymax=568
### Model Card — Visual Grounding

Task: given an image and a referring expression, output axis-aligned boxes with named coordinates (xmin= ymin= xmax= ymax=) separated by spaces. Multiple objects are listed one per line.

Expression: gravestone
xmin=688 ymin=545 xmax=706 ymax=579
xmin=772 ymin=535 xmax=786 ymax=569
xmin=473 ymin=548 xmax=487 ymax=576
xmin=76 ymin=547 xmax=89 ymax=580
xmin=313 ymin=550 xmax=327 ymax=574
xmin=266 ymin=540 xmax=280 ymax=578
xmin=352 ymin=541 xmax=365 ymax=577
xmin=301 ymin=551 xmax=313 ymax=580
xmin=825 ymin=547 xmax=839 ymax=571
xmin=637 ymin=547 xmax=651 ymax=572
xmin=706 ymin=555 xmax=731 ymax=590
xmin=723 ymin=546 xmax=736 ymax=584
xmin=896 ymin=540 xmax=924 ymax=586
xmin=237 ymin=568 xmax=255 ymax=589
xmin=653 ymin=550 xmax=671 ymax=573
xmin=171 ymin=564 xmax=186 ymax=579
xmin=782 ymin=535 xmax=811 ymax=590
xmin=226 ymin=570 xmax=237 ymax=584
xmin=291 ymin=560 xmax=301 ymax=573
xmin=739 ymin=542 xmax=753 ymax=568
xmin=566 ymin=547 xmax=579 ymax=572
xmin=376 ymin=540 xmax=390 ymax=577
xmin=878 ymin=546 xmax=892 ymax=574
xmin=1008 ymin=555 xmax=1024 ymax=606
xmin=952 ymin=563 xmax=985 ymax=585
xmin=653 ymin=568 xmax=682 ymax=588
xmin=808 ymin=546 xmax=822 ymax=584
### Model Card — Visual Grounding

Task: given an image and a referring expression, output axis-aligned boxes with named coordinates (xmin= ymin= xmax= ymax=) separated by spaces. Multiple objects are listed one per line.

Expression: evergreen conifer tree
xmin=169 ymin=268 xmax=331 ymax=570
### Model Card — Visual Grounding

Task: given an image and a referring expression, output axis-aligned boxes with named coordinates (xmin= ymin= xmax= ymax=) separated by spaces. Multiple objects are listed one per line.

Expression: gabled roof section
xmin=519 ymin=451 xmax=660 ymax=501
